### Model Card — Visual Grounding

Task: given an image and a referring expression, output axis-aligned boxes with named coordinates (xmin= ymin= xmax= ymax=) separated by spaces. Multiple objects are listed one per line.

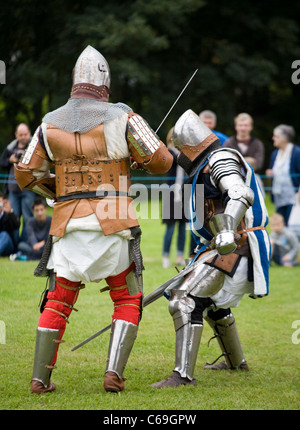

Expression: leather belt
xmin=57 ymin=190 xmax=129 ymax=202
xmin=237 ymin=226 xmax=266 ymax=234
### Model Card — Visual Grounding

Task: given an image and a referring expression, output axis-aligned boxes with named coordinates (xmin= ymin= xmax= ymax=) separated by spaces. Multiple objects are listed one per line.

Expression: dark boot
xmin=151 ymin=322 xmax=201 ymax=389
xmin=204 ymin=360 xmax=249 ymax=370
xmin=104 ymin=371 xmax=126 ymax=393
xmin=151 ymin=371 xmax=196 ymax=388
xmin=30 ymin=380 xmax=56 ymax=394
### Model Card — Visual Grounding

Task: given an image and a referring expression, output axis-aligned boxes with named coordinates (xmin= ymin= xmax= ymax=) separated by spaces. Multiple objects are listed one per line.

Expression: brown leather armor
xmin=46 ymin=124 xmax=131 ymax=198
xmin=44 ymin=123 xmax=138 ymax=237
xmin=15 ymin=111 xmax=172 ymax=238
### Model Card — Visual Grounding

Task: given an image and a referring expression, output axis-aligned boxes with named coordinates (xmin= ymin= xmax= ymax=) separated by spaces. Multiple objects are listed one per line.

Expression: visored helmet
xmin=173 ymin=109 xmax=221 ymax=175
xmin=173 ymin=109 xmax=212 ymax=150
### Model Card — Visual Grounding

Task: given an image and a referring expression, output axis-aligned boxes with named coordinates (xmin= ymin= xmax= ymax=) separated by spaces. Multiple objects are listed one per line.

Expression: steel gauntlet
xmin=209 ymin=213 xmax=237 ymax=255
xmin=209 ymin=184 xmax=254 ymax=255
xmin=209 ymin=150 xmax=254 ymax=255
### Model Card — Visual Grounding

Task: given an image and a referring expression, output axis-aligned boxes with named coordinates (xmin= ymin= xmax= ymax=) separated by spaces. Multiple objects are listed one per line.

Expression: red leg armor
xmin=38 ymin=276 xmax=84 ymax=364
xmin=105 ymin=262 xmax=142 ymax=326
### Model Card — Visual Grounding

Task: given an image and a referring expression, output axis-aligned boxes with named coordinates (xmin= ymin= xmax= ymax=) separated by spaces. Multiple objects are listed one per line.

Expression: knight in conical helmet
xmin=152 ymin=109 xmax=271 ymax=388
xmin=14 ymin=46 xmax=172 ymax=394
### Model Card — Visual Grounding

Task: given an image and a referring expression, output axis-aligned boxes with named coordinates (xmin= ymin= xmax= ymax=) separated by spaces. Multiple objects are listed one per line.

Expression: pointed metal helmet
xmin=72 ymin=45 xmax=111 ymax=88
xmin=173 ymin=109 xmax=212 ymax=150
xmin=173 ymin=109 xmax=221 ymax=175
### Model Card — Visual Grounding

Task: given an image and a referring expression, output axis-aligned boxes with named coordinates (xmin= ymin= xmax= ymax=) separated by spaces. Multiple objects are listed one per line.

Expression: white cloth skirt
xmin=209 ymin=256 xmax=254 ymax=309
xmin=47 ymin=214 xmax=132 ymax=283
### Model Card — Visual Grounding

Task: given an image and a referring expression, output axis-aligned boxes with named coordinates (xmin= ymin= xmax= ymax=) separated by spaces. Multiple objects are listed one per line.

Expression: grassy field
xmin=0 ymin=195 xmax=300 ymax=411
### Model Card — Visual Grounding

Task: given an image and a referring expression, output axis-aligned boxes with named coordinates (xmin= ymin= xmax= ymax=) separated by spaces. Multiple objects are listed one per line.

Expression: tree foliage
xmin=1 ymin=0 xmax=300 ymax=167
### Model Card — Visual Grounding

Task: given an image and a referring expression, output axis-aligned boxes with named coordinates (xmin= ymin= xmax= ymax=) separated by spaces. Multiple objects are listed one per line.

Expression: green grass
xmin=0 ymin=195 xmax=300 ymax=410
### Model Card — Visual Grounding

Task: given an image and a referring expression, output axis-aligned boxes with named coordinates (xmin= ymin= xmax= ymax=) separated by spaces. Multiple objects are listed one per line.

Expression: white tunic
xmin=47 ymin=214 xmax=132 ymax=283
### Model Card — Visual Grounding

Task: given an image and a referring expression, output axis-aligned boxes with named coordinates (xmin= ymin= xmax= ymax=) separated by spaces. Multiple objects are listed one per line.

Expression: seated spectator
xmin=199 ymin=110 xmax=228 ymax=145
xmin=0 ymin=192 xmax=20 ymax=256
xmin=10 ymin=197 xmax=51 ymax=261
xmin=269 ymin=213 xmax=299 ymax=267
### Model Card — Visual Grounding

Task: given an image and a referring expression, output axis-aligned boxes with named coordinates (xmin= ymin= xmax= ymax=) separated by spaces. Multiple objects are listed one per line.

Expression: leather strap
xmin=55 ymin=279 xmax=85 ymax=291
xmin=114 ymin=303 xmax=141 ymax=310
xmin=109 ymin=285 xmax=128 ymax=291
xmin=70 ymin=83 xmax=111 ymax=101
xmin=237 ymin=226 xmax=266 ymax=234
xmin=47 ymin=299 xmax=78 ymax=312
xmin=57 ymin=190 xmax=128 ymax=202
xmin=44 ymin=307 xmax=70 ymax=323
xmin=195 ymin=225 xmax=266 ymax=256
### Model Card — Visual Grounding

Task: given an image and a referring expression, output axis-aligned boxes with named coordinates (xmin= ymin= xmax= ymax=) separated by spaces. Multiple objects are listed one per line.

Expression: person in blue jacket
xmin=266 ymin=124 xmax=300 ymax=225
xmin=199 ymin=110 xmax=228 ymax=145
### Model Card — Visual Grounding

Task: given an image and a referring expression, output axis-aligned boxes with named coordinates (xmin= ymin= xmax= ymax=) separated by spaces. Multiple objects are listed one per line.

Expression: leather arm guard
xmin=208 ymin=150 xmax=254 ymax=255
xmin=14 ymin=125 xmax=56 ymax=200
xmin=126 ymin=112 xmax=173 ymax=174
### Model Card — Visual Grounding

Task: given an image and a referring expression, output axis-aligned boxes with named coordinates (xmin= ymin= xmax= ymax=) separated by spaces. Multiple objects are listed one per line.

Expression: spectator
xmin=199 ymin=110 xmax=228 ymax=145
xmin=223 ymin=113 xmax=264 ymax=172
xmin=269 ymin=213 xmax=299 ymax=267
xmin=0 ymin=192 xmax=20 ymax=256
xmin=0 ymin=123 xmax=36 ymax=242
xmin=162 ymin=128 xmax=187 ymax=268
xmin=288 ymin=193 xmax=300 ymax=240
xmin=266 ymin=124 xmax=300 ymax=225
xmin=10 ymin=197 xmax=51 ymax=261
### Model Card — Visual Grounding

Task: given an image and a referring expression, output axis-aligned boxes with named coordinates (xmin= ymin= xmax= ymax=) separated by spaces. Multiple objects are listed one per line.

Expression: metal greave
xmin=32 ymin=327 xmax=61 ymax=388
xmin=174 ymin=323 xmax=203 ymax=380
xmin=205 ymin=312 xmax=246 ymax=369
xmin=105 ymin=319 xmax=138 ymax=379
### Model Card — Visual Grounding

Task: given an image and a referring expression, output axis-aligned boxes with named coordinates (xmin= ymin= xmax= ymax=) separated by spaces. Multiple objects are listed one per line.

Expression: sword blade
xmin=71 ymin=248 xmax=217 ymax=351
xmin=155 ymin=69 xmax=198 ymax=133
xmin=71 ymin=324 xmax=111 ymax=351
xmin=71 ymin=276 xmax=176 ymax=352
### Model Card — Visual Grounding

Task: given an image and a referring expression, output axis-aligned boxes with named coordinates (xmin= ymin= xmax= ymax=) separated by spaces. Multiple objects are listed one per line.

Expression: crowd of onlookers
xmin=0 ymin=123 xmax=51 ymax=261
xmin=1 ymin=115 xmax=300 ymax=268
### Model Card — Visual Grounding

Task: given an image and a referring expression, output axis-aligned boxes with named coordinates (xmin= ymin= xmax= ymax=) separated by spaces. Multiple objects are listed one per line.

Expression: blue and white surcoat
xmin=189 ymin=148 xmax=271 ymax=299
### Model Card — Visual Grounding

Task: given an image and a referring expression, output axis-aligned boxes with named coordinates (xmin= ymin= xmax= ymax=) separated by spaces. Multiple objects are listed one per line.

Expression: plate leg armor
xmin=152 ymin=291 xmax=213 ymax=388
xmin=204 ymin=308 xmax=249 ymax=370
xmin=152 ymin=259 xmax=225 ymax=388
xmin=31 ymin=327 xmax=61 ymax=393
xmin=170 ymin=290 xmax=202 ymax=381
xmin=174 ymin=322 xmax=203 ymax=380
xmin=104 ymin=319 xmax=138 ymax=392
xmin=31 ymin=276 xmax=84 ymax=394
xmin=104 ymin=262 xmax=142 ymax=392
xmin=168 ymin=263 xmax=224 ymax=380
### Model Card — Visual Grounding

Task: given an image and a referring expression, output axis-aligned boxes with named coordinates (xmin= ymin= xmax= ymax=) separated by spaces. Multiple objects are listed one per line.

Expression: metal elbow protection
xmin=209 ymin=150 xmax=254 ymax=224
xmin=225 ymin=183 xmax=254 ymax=226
